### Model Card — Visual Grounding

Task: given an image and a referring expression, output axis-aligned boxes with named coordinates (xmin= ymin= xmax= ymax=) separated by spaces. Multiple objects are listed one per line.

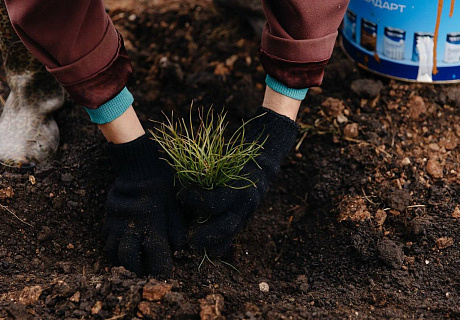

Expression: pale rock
xmin=259 ymin=282 xmax=270 ymax=293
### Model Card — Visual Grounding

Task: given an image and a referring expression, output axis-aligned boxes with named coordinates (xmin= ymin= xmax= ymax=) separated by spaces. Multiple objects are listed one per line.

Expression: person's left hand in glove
xmin=177 ymin=104 xmax=300 ymax=257
xmin=103 ymin=133 xmax=187 ymax=277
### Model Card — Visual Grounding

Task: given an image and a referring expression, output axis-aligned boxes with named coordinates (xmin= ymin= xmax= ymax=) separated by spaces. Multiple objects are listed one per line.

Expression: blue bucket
xmin=342 ymin=0 xmax=460 ymax=82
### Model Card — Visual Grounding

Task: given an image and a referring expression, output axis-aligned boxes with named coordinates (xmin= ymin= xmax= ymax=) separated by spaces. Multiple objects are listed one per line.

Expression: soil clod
xmin=436 ymin=237 xmax=454 ymax=250
xmin=350 ymin=79 xmax=383 ymax=99
xmin=409 ymin=217 xmax=431 ymax=237
xmin=18 ymin=285 xmax=43 ymax=306
xmin=142 ymin=279 xmax=173 ymax=302
xmin=378 ymin=238 xmax=405 ymax=269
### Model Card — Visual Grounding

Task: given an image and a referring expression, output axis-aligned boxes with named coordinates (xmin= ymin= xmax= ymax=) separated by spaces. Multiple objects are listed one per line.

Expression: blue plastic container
xmin=342 ymin=0 xmax=460 ymax=82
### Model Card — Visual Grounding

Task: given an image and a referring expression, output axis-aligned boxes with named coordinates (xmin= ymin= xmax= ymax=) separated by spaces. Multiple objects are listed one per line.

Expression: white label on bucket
xmin=416 ymin=36 xmax=434 ymax=82
xmin=444 ymin=33 xmax=460 ymax=63
xmin=384 ymin=27 xmax=405 ymax=60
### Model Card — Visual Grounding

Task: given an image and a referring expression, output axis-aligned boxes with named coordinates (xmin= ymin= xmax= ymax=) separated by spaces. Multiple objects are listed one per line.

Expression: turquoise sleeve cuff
xmin=85 ymin=87 xmax=134 ymax=124
xmin=265 ymin=75 xmax=308 ymax=101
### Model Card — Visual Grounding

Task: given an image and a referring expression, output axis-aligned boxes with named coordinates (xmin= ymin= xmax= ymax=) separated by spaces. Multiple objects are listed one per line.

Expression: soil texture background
xmin=1 ymin=0 xmax=460 ymax=319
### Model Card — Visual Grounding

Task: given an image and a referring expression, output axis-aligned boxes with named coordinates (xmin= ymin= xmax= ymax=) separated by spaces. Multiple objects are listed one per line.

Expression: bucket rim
xmin=339 ymin=36 xmax=460 ymax=85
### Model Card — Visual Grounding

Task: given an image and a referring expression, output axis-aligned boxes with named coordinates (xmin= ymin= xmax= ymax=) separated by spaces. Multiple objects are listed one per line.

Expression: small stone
xmin=378 ymin=238 xmax=404 ymax=269
xmin=436 ymin=237 xmax=454 ymax=250
xmin=128 ymin=14 xmax=137 ymax=21
xmin=401 ymin=157 xmax=411 ymax=166
xmin=0 ymin=186 xmax=14 ymax=199
xmin=91 ymin=301 xmax=103 ymax=315
xmin=343 ymin=123 xmax=359 ymax=139
xmin=29 ymin=175 xmax=36 ymax=185
xmin=19 ymin=285 xmax=43 ymax=306
xmin=452 ymin=206 xmax=460 ymax=218
xmin=408 ymin=96 xmax=427 ymax=120
xmin=142 ymin=280 xmax=172 ymax=301
xmin=337 ymin=113 xmax=348 ymax=124
xmin=259 ymin=282 xmax=269 ymax=293
xmin=66 ymin=243 xmax=74 ymax=250
xmin=428 ymin=143 xmax=440 ymax=151
xmin=69 ymin=291 xmax=80 ymax=303
xmin=426 ymin=159 xmax=443 ymax=178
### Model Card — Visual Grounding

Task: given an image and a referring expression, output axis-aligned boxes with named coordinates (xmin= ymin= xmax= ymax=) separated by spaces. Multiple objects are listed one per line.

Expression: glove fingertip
xmin=169 ymin=231 xmax=187 ymax=252
xmin=143 ymin=234 xmax=173 ymax=278
xmin=118 ymin=236 xmax=145 ymax=277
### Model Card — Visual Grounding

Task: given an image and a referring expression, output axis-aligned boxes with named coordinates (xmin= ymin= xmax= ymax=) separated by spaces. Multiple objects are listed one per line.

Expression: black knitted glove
xmin=177 ymin=107 xmax=299 ymax=256
xmin=103 ymin=134 xmax=186 ymax=277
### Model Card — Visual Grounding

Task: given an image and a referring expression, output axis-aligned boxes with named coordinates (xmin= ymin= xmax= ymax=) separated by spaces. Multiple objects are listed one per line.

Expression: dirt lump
xmin=377 ymin=238 xmax=404 ymax=269
xmin=350 ymin=79 xmax=383 ymax=99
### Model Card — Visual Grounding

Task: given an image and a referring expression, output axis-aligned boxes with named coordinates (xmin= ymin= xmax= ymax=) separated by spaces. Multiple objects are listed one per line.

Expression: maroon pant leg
xmin=4 ymin=0 xmax=132 ymax=109
xmin=261 ymin=0 xmax=349 ymax=88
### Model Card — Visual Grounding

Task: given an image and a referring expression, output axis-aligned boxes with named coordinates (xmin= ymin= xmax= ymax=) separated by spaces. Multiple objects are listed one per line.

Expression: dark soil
xmin=1 ymin=0 xmax=460 ymax=319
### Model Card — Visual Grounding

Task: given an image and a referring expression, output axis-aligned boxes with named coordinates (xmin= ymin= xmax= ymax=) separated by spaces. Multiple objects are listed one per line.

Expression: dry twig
xmin=0 ymin=203 xmax=32 ymax=227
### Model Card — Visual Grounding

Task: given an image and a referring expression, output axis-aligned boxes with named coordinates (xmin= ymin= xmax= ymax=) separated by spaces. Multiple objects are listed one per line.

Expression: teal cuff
xmin=265 ymin=75 xmax=308 ymax=101
xmin=85 ymin=87 xmax=134 ymax=124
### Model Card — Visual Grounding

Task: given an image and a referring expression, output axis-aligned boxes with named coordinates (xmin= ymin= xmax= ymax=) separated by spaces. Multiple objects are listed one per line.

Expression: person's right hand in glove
xmin=104 ymin=134 xmax=186 ymax=277
xmin=177 ymin=106 xmax=299 ymax=257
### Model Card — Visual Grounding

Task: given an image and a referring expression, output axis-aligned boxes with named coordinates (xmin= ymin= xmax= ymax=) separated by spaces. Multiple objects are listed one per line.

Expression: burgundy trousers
xmin=4 ymin=0 xmax=348 ymax=109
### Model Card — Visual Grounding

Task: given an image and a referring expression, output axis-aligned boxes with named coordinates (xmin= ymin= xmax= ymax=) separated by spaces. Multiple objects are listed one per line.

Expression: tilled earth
xmin=1 ymin=0 xmax=460 ymax=319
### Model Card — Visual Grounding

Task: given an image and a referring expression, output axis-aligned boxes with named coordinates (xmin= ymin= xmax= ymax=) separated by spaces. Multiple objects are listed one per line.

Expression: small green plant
xmin=149 ymin=106 xmax=266 ymax=190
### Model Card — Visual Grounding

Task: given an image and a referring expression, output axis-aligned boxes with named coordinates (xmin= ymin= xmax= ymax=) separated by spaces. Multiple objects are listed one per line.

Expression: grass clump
xmin=149 ymin=106 xmax=266 ymax=190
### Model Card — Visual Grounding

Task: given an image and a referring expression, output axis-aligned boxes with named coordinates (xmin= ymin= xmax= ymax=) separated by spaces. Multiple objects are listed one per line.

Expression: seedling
xmin=149 ymin=106 xmax=266 ymax=190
